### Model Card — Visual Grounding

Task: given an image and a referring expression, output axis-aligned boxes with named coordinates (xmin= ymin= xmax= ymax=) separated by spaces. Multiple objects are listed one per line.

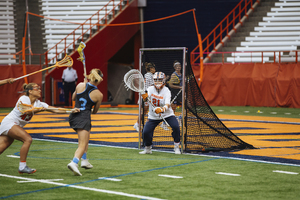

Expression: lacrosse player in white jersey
xmin=140 ymin=72 xmax=181 ymax=154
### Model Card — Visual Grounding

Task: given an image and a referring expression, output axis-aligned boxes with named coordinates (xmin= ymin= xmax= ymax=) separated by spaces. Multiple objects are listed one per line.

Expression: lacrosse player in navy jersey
xmin=139 ymin=72 xmax=181 ymax=155
xmin=67 ymin=68 xmax=103 ymax=176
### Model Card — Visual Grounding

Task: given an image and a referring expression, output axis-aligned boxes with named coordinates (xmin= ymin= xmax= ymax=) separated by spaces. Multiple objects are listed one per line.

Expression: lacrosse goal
xmin=138 ymin=47 xmax=254 ymax=153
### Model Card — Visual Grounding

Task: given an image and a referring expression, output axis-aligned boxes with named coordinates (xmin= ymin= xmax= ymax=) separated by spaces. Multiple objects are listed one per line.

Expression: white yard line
xmin=0 ymin=173 xmax=166 ymax=200
xmin=215 ymin=172 xmax=241 ymax=176
xmin=98 ymin=177 xmax=122 ymax=181
xmin=158 ymin=174 xmax=183 ymax=179
xmin=273 ymin=170 xmax=299 ymax=175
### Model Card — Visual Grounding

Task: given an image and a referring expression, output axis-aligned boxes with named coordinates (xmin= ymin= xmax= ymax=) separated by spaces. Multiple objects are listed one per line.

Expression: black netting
xmin=185 ymin=58 xmax=255 ymax=152
xmin=140 ymin=48 xmax=255 ymax=153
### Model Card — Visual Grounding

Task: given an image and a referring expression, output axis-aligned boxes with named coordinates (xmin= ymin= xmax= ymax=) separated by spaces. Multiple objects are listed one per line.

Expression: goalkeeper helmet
xmin=153 ymin=72 xmax=166 ymax=90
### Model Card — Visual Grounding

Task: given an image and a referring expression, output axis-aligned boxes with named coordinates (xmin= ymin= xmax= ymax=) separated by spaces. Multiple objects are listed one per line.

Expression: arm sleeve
xmin=35 ymin=100 xmax=49 ymax=108
xmin=62 ymin=70 xmax=65 ymax=79
xmin=164 ymin=89 xmax=171 ymax=105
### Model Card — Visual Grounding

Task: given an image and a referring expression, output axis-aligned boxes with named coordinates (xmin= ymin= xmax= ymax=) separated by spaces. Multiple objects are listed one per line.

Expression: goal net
xmin=139 ymin=47 xmax=254 ymax=152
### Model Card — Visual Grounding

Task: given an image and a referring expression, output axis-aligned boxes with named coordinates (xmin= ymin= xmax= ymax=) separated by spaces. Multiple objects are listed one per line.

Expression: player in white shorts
xmin=0 ymin=82 xmax=80 ymax=174
xmin=139 ymin=72 xmax=181 ymax=154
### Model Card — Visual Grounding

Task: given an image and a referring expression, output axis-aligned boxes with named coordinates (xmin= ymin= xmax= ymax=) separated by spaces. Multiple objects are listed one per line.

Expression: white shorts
xmin=0 ymin=117 xmax=20 ymax=136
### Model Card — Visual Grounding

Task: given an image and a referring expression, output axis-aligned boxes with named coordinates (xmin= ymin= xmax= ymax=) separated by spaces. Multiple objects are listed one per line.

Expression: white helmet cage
xmin=153 ymin=72 xmax=166 ymax=90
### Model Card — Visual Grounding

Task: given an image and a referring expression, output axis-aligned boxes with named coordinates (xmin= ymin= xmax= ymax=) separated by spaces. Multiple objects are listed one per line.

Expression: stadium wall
xmin=0 ymin=65 xmax=42 ymax=107
xmin=199 ymin=63 xmax=300 ymax=108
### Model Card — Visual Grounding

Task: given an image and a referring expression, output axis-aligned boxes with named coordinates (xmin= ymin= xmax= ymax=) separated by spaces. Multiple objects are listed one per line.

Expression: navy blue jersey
xmin=75 ymin=82 xmax=98 ymax=112
xmin=69 ymin=82 xmax=98 ymax=131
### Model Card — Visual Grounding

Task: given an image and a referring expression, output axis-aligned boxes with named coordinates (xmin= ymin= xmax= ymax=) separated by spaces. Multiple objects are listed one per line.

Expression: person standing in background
xmin=133 ymin=62 xmax=156 ymax=132
xmin=62 ymin=65 xmax=78 ymax=106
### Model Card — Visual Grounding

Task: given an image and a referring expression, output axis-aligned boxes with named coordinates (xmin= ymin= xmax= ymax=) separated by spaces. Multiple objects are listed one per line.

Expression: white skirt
xmin=0 ymin=116 xmax=22 ymax=136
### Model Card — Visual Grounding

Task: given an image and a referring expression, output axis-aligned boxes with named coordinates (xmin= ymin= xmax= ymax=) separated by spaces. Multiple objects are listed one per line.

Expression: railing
xmin=43 ymin=0 xmax=130 ymax=67
xmin=197 ymin=50 xmax=300 ymax=64
xmin=190 ymin=0 xmax=259 ymax=65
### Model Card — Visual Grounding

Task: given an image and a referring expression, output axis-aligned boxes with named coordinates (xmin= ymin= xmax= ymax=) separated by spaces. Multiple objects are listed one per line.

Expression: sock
xmin=19 ymin=161 xmax=26 ymax=170
xmin=72 ymin=157 xmax=79 ymax=164
xmin=82 ymin=153 xmax=87 ymax=160
xmin=174 ymin=142 xmax=180 ymax=147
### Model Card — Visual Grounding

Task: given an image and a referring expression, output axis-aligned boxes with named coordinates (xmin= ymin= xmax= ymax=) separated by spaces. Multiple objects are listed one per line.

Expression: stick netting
xmin=124 ymin=70 xmax=145 ymax=93
xmin=139 ymin=48 xmax=254 ymax=152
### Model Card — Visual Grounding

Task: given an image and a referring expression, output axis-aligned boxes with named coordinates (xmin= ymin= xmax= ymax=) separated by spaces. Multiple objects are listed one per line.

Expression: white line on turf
xmin=7 ymin=155 xmax=20 ymax=158
xmin=273 ymin=170 xmax=299 ymax=175
xmin=0 ymin=173 xmax=166 ymax=200
xmin=17 ymin=179 xmax=64 ymax=183
xmin=98 ymin=177 xmax=122 ymax=181
xmin=215 ymin=172 xmax=241 ymax=176
xmin=158 ymin=174 xmax=183 ymax=179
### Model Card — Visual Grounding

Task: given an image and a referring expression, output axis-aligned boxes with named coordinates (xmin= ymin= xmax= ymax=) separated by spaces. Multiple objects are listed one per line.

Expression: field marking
xmin=158 ymin=174 xmax=183 ymax=179
xmin=6 ymin=155 xmax=20 ymax=158
xmin=17 ymin=179 xmax=63 ymax=183
xmin=273 ymin=170 xmax=299 ymax=175
xmin=0 ymin=173 xmax=165 ymax=200
xmin=215 ymin=172 xmax=241 ymax=176
xmin=98 ymin=177 xmax=122 ymax=181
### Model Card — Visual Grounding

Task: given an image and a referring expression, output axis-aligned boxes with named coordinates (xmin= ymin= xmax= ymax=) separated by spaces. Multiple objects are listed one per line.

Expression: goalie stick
xmin=124 ymin=69 xmax=171 ymax=127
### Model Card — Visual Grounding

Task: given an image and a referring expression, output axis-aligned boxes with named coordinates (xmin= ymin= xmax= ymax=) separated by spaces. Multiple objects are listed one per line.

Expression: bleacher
xmin=0 ymin=0 xmax=16 ymax=64
xmin=40 ymin=0 xmax=122 ymax=61
xmin=227 ymin=0 xmax=300 ymax=63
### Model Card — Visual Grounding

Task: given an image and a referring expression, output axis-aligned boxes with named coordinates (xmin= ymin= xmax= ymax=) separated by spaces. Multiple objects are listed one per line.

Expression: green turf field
xmin=0 ymin=139 xmax=299 ymax=200
xmin=0 ymin=106 xmax=299 ymax=199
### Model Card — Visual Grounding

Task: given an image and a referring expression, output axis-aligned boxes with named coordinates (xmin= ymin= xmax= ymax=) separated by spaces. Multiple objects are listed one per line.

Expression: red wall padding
xmin=0 ymin=65 xmax=42 ymax=107
xmin=199 ymin=63 xmax=300 ymax=108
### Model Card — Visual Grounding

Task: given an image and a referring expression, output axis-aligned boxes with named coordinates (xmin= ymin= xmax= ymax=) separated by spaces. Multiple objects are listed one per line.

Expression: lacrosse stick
xmin=17 ymin=101 xmax=75 ymax=114
xmin=77 ymin=41 xmax=87 ymax=80
xmin=124 ymin=69 xmax=170 ymax=127
xmin=171 ymin=88 xmax=182 ymax=104
xmin=15 ymin=55 xmax=73 ymax=81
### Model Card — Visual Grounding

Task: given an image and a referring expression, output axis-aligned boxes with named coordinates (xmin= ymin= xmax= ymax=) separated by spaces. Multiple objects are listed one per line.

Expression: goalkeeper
xmin=139 ymin=71 xmax=181 ymax=155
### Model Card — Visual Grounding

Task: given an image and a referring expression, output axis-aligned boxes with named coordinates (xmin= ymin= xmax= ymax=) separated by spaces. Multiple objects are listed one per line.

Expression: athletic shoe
xmin=139 ymin=146 xmax=152 ymax=154
xmin=81 ymin=159 xmax=93 ymax=169
xmin=18 ymin=166 xmax=36 ymax=174
xmin=174 ymin=145 xmax=181 ymax=154
xmin=160 ymin=122 xmax=169 ymax=130
xmin=133 ymin=122 xmax=139 ymax=132
xmin=67 ymin=161 xmax=82 ymax=176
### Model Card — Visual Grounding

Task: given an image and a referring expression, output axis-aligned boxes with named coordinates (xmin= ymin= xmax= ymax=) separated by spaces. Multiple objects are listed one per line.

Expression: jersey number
xmin=152 ymin=98 xmax=161 ymax=107
xmin=20 ymin=113 xmax=33 ymax=121
xmin=79 ymin=98 xmax=87 ymax=110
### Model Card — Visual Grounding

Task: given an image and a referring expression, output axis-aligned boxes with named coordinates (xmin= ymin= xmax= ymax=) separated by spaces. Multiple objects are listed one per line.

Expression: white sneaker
xmin=67 ymin=161 xmax=82 ymax=176
xmin=160 ymin=122 xmax=169 ymax=130
xmin=81 ymin=159 xmax=93 ymax=169
xmin=133 ymin=122 xmax=139 ymax=132
xmin=174 ymin=145 xmax=181 ymax=154
xmin=139 ymin=146 xmax=152 ymax=154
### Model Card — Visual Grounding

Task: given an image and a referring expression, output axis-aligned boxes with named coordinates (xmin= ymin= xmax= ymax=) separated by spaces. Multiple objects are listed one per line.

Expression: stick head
xmin=17 ymin=101 xmax=34 ymax=113
xmin=56 ymin=55 xmax=73 ymax=68
xmin=123 ymin=69 xmax=145 ymax=94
